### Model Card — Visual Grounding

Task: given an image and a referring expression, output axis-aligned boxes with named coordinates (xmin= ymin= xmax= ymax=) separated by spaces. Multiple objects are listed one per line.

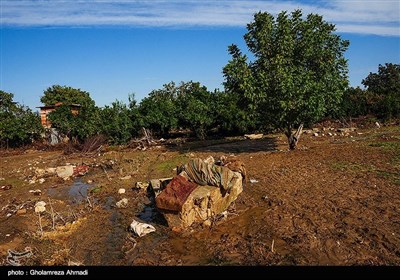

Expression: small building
xmin=37 ymin=102 xmax=81 ymax=128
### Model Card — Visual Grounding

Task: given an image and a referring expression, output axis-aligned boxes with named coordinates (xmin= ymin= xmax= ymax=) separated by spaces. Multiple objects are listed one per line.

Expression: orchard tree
xmin=0 ymin=90 xmax=43 ymax=148
xmin=224 ymin=10 xmax=349 ymax=149
xmin=98 ymin=100 xmax=133 ymax=145
xmin=41 ymin=85 xmax=99 ymax=141
xmin=139 ymin=83 xmax=178 ymax=136
xmin=362 ymin=63 xmax=400 ymax=119
xmin=175 ymin=81 xmax=215 ymax=139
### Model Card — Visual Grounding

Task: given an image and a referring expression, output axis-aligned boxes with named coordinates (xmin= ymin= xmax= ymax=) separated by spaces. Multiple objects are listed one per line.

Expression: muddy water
xmin=48 ymin=179 xmax=92 ymax=204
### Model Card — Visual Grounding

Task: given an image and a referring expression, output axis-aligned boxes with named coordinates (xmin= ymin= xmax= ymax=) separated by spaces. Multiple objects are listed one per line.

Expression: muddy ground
xmin=0 ymin=125 xmax=399 ymax=266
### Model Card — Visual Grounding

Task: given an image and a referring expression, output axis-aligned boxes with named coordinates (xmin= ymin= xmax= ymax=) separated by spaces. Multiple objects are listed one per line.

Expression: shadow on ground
xmin=166 ymin=137 xmax=278 ymax=154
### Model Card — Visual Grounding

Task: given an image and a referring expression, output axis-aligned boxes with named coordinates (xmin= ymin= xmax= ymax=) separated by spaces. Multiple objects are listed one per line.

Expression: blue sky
xmin=1 ymin=0 xmax=399 ymax=110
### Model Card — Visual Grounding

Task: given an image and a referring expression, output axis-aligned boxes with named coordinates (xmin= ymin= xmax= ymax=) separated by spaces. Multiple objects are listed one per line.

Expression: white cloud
xmin=1 ymin=0 xmax=399 ymax=36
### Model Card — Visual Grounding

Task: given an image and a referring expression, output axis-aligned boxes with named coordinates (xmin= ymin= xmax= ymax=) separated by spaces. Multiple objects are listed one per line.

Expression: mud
xmin=0 ymin=125 xmax=399 ymax=266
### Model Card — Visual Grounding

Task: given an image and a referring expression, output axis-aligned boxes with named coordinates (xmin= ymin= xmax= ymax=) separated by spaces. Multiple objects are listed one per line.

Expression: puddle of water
xmin=138 ymin=205 xmax=156 ymax=223
xmin=48 ymin=179 xmax=92 ymax=204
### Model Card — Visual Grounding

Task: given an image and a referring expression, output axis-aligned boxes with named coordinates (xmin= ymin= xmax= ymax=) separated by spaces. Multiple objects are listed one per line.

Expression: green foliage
xmin=224 ymin=10 xmax=349 ymax=148
xmin=0 ymin=90 xmax=43 ymax=148
xmin=98 ymin=100 xmax=133 ymax=145
xmin=175 ymin=81 xmax=215 ymax=139
xmin=41 ymin=85 xmax=95 ymax=107
xmin=138 ymin=82 xmax=178 ymax=137
xmin=362 ymin=63 xmax=400 ymax=119
xmin=43 ymin=85 xmax=99 ymax=141
xmin=340 ymin=86 xmax=370 ymax=117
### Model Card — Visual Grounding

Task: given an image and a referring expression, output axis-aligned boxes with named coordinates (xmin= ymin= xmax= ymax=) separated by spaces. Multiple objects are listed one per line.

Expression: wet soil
xmin=0 ymin=125 xmax=399 ymax=266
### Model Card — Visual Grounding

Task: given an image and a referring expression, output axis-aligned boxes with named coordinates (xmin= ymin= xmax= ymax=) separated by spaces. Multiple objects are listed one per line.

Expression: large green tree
xmin=175 ymin=81 xmax=215 ymax=139
xmin=139 ymin=82 xmax=179 ymax=136
xmin=223 ymin=10 xmax=349 ymax=149
xmin=0 ymin=90 xmax=43 ymax=148
xmin=362 ymin=63 xmax=400 ymax=119
xmin=41 ymin=85 xmax=99 ymax=141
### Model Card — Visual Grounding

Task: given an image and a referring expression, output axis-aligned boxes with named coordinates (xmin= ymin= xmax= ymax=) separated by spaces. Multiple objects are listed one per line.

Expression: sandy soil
xmin=0 ymin=125 xmax=399 ymax=266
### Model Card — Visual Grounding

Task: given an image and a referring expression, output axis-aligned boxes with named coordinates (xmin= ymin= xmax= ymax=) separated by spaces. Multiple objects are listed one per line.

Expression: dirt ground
xmin=0 ymin=124 xmax=399 ymax=266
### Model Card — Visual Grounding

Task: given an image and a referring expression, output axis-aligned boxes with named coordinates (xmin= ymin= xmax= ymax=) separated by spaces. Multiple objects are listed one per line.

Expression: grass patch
xmin=331 ymin=161 xmax=374 ymax=172
xmin=154 ymin=155 xmax=186 ymax=173
xmin=368 ymin=141 xmax=400 ymax=167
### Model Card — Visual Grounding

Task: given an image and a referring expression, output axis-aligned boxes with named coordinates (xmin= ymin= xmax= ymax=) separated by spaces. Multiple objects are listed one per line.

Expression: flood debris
xmin=129 ymin=219 xmax=156 ymax=237
xmin=116 ymin=198 xmax=128 ymax=208
xmin=34 ymin=201 xmax=46 ymax=213
xmin=154 ymin=156 xmax=246 ymax=229
xmin=118 ymin=188 xmax=126 ymax=194
xmin=244 ymin=133 xmax=263 ymax=140
xmin=6 ymin=247 xmax=33 ymax=266
xmin=1 ymin=184 xmax=12 ymax=191
xmin=29 ymin=189 xmax=42 ymax=196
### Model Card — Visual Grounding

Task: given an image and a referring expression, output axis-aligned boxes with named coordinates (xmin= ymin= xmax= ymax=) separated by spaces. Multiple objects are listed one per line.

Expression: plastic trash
xmin=129 ymin=219 xmax=156 ymax=237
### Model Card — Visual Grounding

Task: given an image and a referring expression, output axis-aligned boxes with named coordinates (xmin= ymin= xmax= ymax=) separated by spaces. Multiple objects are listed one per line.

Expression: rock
xmin=244 ymin=133 xmax=263 ymax=140
xmin=202 ymin=220 xmax=212 ymax=227
xmin=375 ymin=122 xmax=381 ymax=128
xmin=29 ymin=179 xmax=36 ymax=184
xmin=328 ymin=132 xmax=333 ymax=136
xmin=313 ymin=133 xmax=319 ymax=137
xmin=120 ymin=175 xmax=132 ymax=180
xmin=34 ymin=201 xmax=46 ymax=213
xmin=16 ymin=209 xmax=27 ymax=215
xmin=73 ymin=165 xmax=89 ymax=177
xmin=118 ymin=188 xmax=126 ymax=194
xmin=116 ymin=198 xmax=128 ymax=208
xmin=56 ymin=165 xmax=74 ymax=180
xmin=249 ymin=178 xmax=258 ymax=183
xmin=87 ymin=180 xmax=93 ymax=184
xmin=38 ymin=178 xmax=45 ymax=184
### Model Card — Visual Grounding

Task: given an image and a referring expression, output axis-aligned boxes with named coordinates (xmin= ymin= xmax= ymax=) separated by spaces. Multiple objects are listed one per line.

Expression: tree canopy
xmin=223 ymin=10 xmax=350 ymax=149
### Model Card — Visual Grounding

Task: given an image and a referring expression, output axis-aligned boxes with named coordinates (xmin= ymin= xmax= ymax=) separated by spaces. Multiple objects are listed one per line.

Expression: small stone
xmin=118 ymin=188 xmax=126 ymax=194
xmin=17 ymin=209 xmax=27 ymax=215
xmin=38 ymin=178 xmax=45 ymax=184
xmin=116 ymin=198 xmax=128 ymax=208
xmin=87 ymin=180 xmax=93 ymax=184
xmin=29 ymin=180 xmax=36 ymax=184
xmin=313 ymin=132 xmax=319 ymax=137
xmin=202 ymin=220 xmax=212 ymax=227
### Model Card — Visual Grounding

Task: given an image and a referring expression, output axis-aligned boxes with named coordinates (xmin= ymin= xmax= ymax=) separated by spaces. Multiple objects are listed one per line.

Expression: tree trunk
xmin=285 ymin=124 xmax=303 ymax=150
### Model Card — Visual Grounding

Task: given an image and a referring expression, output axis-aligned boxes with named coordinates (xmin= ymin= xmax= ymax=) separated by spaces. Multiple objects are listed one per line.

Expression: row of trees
xmin=1 ymin=10 xmax=399 ymax=149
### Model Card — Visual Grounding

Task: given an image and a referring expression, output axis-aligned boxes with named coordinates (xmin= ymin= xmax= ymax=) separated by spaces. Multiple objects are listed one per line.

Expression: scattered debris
xmin=134 ymin=181 xmax=149 ymax=190
xmin=337 ymin=127 xmax=357 ymax=133
xmin=34 ymin=201 xmax=46 ymax=213
xmin=116 ymin=198 xmax=128 ymax=208
xmin=73 ymin=165 xmax=89 ymax=177
xmin=250 ymin=179 xmax=259 ymax=184
xmin=149 ymin=178 xmax=172 ymax=197
xmin=6 ymin=247 xmax=33 ymax=266
xmin=118 ymin=188 xmax=126 ymax=194
xmin=29 ymin=189 xmax=42 ymax=196
xmin=244 ymin=133 xmax=263 ymax=140
xmin=56 ymin=166 xmax=74 ymax=180
xmin=129 ymin=219 xmax=156 ymax=237
xmin=1 ymin=185 xmax=12 ymax=191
